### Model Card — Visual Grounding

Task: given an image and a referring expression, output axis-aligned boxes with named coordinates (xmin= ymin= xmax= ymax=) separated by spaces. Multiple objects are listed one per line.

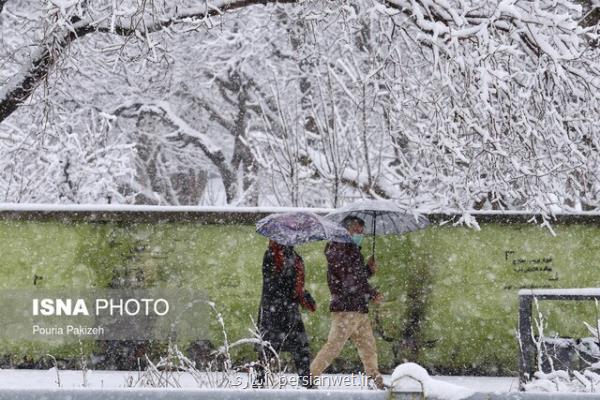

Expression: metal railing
xmin=518 ymin=288 xmax=600 ymax=389
xmin=0 ymin=388 xmax=414 ymax=400
xmin=0 ymin=388 xmax=599 ymax=400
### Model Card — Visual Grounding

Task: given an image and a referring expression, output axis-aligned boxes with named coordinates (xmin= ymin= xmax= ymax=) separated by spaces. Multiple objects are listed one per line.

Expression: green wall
xmin=1 ymin=220 xmax=599 ymax=374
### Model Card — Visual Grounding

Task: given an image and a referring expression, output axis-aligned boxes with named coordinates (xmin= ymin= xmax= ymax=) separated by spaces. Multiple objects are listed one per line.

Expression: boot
xmin=301 ymin=374 xmax=317 ymax=389
xmin=252 ymin=363 xmax=266 ymax=388
xmin=370 ymin=374 xmax=386 ymax=390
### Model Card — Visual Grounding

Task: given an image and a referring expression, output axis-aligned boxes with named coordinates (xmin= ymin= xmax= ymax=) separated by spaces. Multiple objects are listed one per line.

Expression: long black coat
xmin=257 ymin=247 xmax=309 ymax=354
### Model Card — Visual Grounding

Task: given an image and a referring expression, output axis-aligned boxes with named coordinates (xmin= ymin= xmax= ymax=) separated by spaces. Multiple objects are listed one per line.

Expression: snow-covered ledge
xmin=518 ymin=288 xmax=600 ymax=297
xmin=1 ymin=203 xmax=600 ymax=226
xmin=3 ymin=203 xmax=600 ymax=216
xmin=0 ymin=203 xmax=335 ymax=223
xmin=0 ymin=203 xmax=334 ymax=214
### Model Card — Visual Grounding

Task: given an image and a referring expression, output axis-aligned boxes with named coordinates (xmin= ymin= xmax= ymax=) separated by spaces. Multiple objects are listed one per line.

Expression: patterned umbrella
xmin=256 ymin=211 xmax=352 ymax=246
xmin=326 ymin=200 xmax=430 ymax=257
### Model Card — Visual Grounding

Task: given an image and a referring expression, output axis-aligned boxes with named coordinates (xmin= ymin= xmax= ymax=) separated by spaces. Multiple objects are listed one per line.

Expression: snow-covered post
xmin=390 ymin=362 xmax=474 ymax=399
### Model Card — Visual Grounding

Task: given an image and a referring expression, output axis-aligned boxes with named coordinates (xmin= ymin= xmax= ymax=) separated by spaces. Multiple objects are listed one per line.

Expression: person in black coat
xmin=255 ymin=240 xmax=316 ymax=388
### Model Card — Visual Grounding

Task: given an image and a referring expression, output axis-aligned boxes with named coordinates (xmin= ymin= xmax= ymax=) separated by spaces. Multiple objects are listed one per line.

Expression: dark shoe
xmin=300 ymin=374 xmax=317 ymax=389
xmin=251 ymin=363 xmax=266 ymax=388
xmin=370 ymin=375 xmax=385 ymax=390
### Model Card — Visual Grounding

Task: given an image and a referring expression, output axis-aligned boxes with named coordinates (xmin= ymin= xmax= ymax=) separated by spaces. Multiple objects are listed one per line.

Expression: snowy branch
xmin=0 ymin=0 xmax=300 ymax=125
xmin=112 ymin=100 xmax=239 ymax=203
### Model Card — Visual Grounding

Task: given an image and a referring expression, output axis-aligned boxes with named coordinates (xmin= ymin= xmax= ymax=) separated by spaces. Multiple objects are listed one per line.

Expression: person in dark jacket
xmin=310 ymin=216 xmax=385 ymax=389
xmin=255 ymin=240 xmax=316 ymax=388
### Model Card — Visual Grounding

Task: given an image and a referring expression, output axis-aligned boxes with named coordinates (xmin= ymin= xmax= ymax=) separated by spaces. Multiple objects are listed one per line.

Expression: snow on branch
xmin=382 ymin=0 xmax=594 ymax=65
xmin=111 ymin=100 xmax=239 ymax=203
xmin=0 ymin=0 xmax=300 ymax=126
xmin=112 ymin=100 xmax=224 ymax=162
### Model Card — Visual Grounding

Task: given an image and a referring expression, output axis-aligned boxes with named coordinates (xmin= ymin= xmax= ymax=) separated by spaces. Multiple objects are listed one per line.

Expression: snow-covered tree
xmin=0 ymin=0 xmax=598 ymax=211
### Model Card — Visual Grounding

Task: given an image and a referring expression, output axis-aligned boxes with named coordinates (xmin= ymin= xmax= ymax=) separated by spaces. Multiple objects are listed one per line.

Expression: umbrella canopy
xmin=327 ymin=200 xmax=430 ymax=235
xmin=256 ymin=211 xmax=352 ymax=246
xmin=326 ymin=200 xmax=430 ymax=256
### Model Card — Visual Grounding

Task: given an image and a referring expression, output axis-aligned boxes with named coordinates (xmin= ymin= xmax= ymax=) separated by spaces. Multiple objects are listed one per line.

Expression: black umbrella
xmin=326 ymin=200 xmax=430 ymax=257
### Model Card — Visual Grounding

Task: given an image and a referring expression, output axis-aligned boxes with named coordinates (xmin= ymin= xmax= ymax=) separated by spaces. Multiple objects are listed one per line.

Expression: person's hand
xmin=372 ymin=292 xmax=384 ymax=305
xmin=367 ymin=256 xmax=378 ymax=274
xmin=302 ymin=291 xmax=317 ymax=312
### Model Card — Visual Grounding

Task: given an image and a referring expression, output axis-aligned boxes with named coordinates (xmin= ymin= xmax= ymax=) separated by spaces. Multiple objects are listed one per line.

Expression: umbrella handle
xmin=371 ymin=214 xmax=376 ymax=259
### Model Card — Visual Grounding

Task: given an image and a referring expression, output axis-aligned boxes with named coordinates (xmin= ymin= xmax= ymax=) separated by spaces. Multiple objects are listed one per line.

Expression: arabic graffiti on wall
xmin=503 ymin=250 xmax=558 ymax=290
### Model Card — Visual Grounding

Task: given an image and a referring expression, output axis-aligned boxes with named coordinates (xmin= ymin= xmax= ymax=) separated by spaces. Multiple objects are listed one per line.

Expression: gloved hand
xmin=301 ymin=290 xmax=317 ymax=312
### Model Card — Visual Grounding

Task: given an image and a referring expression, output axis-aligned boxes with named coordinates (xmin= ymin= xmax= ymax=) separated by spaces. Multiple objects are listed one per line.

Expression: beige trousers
xmin=310 ymin=312 xmax=380 ymax=380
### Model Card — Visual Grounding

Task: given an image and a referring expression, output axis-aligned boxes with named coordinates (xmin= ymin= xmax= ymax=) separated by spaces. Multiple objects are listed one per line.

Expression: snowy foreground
xmin=0 ymin=367 xmax=518 ymax=393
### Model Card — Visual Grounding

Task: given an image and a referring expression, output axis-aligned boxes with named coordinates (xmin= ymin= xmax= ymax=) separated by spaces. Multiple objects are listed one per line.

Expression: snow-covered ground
xmin=0 ymin=369 xmax=519 ymax=392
